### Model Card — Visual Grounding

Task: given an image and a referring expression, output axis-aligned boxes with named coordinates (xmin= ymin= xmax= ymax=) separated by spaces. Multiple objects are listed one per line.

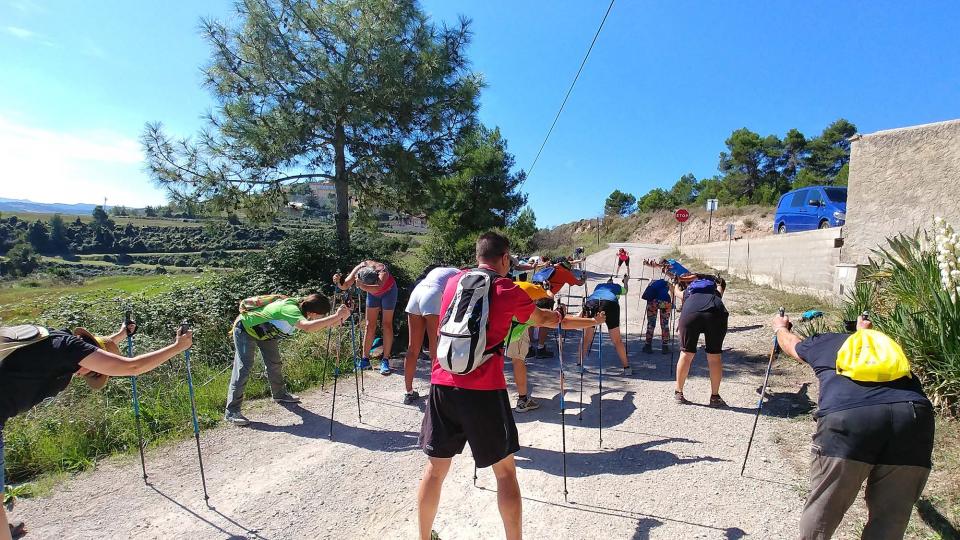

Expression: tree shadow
xmin=632 ymin=517 xmax=664 ymax=539
xmin=246 ymin=403 xmax=420 ymax=452
xmin=515 ymin=437 xmax=726 ymax=478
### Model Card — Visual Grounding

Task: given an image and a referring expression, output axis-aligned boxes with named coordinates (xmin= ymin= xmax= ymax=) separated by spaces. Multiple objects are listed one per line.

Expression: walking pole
xmin=125 ymin=309 xmax=147 ymax=483
xmin=622 ymin=274 xmax=629 ymax=358
xmin=598 ymin=322 xmax=604 ymax=448
xmin=322 ymin=293 xmax=336 ymax=391
xmin=329 ymin=320 xmax=341 ymax=440
xmin=554 ymin=302 xmax=569 ymax=501
xmin=348 ymin=299 xmax=363 ymax=423
xmin=578 ymin=326 xmax=585 ymax=422
xmin=740 ymin=307 xmax=784 ymax=476
xmin=180 ymin=321 xmax=210 ymax=505
xmin=356 ymin=286 xmax=365 ymax=393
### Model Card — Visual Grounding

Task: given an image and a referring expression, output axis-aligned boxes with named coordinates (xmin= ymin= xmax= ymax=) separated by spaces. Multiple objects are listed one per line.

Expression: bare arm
xmin=78 ymin=328 xmax=192 ymax=377
xmin=561 ymin=312 xmax=605 ymax=330
xmin=106 ymin=321 xmax=136 ymax=345
xmin=528 ymin=307 xmax=563 ymax=328
xmin=772 ymin=313 xmax=803 ymax=360
xmin=296 ymin=305 xmax=351 ymax=333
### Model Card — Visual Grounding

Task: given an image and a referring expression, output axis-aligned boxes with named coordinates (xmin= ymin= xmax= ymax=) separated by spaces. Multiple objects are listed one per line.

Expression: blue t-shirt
xmin=795 ymin=333 xmax=930 ymax=418
xmin=642 ymin=279 xmax=672 ymax=302
xmin=588 ymin=282 xmax=622 ymax=302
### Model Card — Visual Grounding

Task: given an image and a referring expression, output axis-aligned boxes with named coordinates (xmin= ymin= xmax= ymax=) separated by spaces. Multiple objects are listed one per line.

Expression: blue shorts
xmin=366 ymin=283 xmax=399 ymax=311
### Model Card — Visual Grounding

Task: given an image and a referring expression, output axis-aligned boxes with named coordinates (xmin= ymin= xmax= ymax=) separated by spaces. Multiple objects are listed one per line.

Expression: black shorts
xmin=536 ymin=297 xmax=554 ymax=309
xmin=814 ymin=402 xmax=934 ymax=467
xmin=583 ymin=299 xmax=620 ymax=330
xmin=419 ymin=384 xmax=519 ymax=468
xmin=617 ymin=257 xmax=630 ymax=268
xmin=678 ymin=309 xmax=728 ymax=353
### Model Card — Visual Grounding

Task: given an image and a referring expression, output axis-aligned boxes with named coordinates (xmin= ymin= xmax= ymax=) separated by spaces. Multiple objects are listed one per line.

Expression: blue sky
xmin=1 ymin=1 xmax=958 ymax=226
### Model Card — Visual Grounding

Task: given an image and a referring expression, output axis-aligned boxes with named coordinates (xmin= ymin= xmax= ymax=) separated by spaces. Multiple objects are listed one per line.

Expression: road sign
xmin=706 ymin=199 xmax=719 ymax=212
xmin=675 ymin=209 xmax=689 ymax=223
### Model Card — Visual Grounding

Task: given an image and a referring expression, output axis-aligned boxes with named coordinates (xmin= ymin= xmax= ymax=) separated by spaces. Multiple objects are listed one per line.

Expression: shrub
xmin=743 ymin=218 xmax=756 ymax=229
xmin=843 ymin=220 xmax=960 ymax=415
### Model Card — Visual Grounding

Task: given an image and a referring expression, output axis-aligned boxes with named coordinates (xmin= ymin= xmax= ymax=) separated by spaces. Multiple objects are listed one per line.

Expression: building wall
xmin=843 ymin=118 xmax=960 ymax=264
xmin=680 ymin=228 xmax=843 ymax=299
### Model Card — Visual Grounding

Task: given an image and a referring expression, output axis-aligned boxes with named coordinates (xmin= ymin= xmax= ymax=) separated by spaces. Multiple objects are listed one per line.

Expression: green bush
xmin=3 ymin=228 xmax=414 ymax=484
xmin=843 ymin=222 xmax=960 ymax=415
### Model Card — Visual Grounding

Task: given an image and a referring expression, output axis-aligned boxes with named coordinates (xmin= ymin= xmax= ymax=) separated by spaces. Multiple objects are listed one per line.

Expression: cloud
xmin=4 ymin=25 xmax=55 ymax=47
xmin=0 ymin=114 xmax=168 ymax=207
xmin=5 ymin=25 xmax=35 ymax=38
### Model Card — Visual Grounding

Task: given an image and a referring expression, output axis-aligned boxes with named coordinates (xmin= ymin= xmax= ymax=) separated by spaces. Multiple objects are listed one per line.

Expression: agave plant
xmin=845 ymin=222 xmax=960 ymax=416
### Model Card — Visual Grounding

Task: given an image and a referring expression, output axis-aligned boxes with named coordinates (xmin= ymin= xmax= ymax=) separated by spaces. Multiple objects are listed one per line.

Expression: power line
xmin=523 ymin=0 xmax=617 ymax=185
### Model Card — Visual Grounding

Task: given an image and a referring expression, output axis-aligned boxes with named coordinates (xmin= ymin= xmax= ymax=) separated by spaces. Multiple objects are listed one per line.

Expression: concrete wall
xmin=680 ymin=228 xmax=843 ymax=299
xmin=843 ymin=118 xmax=960 ymax=264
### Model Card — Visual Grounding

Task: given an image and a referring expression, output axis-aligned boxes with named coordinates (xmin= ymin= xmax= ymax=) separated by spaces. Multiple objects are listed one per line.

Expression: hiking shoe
xmin=273 ymin=392 xmax=301 ymax=404
xmin=403 ymin=390 xmax=420 ymax=405
xmin=674 ymin=391 xmax=691 ymax=405
xmin=379 ymin=359 xmax=391 ymax=375
xmin=224 ymin=411 xmax=251 ymax=426
xmin=525 ymin=346 xmax=537 ymax=359
xmin=356 ymin=357 xmax=372 ymax=370
xmin=709 ymin=394 xmax=728 ymax=408
xmin=661 ymin=343 xmax=670 ymax=354
xmin=642 ymin=342 xmax=653 ymax=354
xmin=536 ymin=347 xmax=554 ymax=359
xmin=515 ymin=396 xmax=541 ymax=413
xmin=619 ymin=365 xmax=632 ymax=376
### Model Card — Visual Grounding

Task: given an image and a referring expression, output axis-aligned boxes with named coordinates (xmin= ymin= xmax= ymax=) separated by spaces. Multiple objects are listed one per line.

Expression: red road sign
xmin=675 ymin=209 xmax=690 ymax=223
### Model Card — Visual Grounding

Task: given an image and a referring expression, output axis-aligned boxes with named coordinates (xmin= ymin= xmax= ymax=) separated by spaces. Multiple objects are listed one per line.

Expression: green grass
xmin=0 ymin=274 xmax=200 ymax=321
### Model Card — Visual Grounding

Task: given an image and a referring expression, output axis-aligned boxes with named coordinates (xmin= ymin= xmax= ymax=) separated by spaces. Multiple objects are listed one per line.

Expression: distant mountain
xmin=0 ymin=197 xmax=109 ymax=215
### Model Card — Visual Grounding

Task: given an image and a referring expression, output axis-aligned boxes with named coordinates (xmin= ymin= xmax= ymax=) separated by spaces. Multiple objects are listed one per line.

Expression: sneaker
xmin=674 ymin=391 xmax=691 ymax=405
xmin=661 ymin=343 xmax=670 ymax=355
xmin=619 ymin=365 xmax=632 ymax=376
xmin=356 ymin=357 xmax=372 ymax=370
xmin=379 ymin=359 xmax=391 ymax=375
xmin=515 ymin=396 xmax=541 ymax=413
xmin=273 ymin=392 xmax=301 ymax=404
xmin=536 ymin=347 xmax=554 ymax=359
xmin=403 ymin=390 xmax=420 ymax=405
xmin=525 ymin=346 xmax=537 ymax=359
xmin=224 ymin=411 xmax=251 ymax=426
xmin=642 ymin=342 xmax=653 ymax=354
xmin=709 ymin=394 xmax=728 ymax=408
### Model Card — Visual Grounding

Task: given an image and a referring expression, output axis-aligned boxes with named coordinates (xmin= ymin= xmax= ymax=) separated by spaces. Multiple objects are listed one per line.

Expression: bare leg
xmin=608 ymin=327 xmax=629 ymax=367
xmin=706 ymin=352 xmax=723 ymax=395
xmin=364 ymin=307 xmax=380 ymax=359
xmin=512 ymin=357 xmax=528 ymax=396
xmin=424 ymin=315 xmax=440 ymax=360
xmin=538 ymin=327 xmax=548 ymax=348
xmin=581 ymin=326 xmax=596 ymax=364
xmin=490 ymin=455 xmax=523 ymax=540
xmin=405 ymin=314 xmax=426 ymax=393
xmin=417 ymin=457 xmax=452 ymax=540
xmin=1 ymin=505 xmax=12 ymax=540
xmin=675 ymin=350 xmax=695 ymax=393
xmin=382 ymin=309 xmax=395 ymax=359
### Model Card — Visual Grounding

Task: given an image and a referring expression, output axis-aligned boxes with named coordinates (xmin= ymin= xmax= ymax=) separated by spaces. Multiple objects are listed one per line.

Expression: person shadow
xmin=515 ymin=437 xmax=726 ymax=478
xmin=246 ymin=403 xmax=420 ymax=453
xmin=513 ymin=388 xmax=638 ymax=430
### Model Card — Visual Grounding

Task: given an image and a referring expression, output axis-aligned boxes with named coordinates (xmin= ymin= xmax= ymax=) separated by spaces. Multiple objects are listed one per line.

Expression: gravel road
xmin=12 ymin=244 xmax=821 ymax=539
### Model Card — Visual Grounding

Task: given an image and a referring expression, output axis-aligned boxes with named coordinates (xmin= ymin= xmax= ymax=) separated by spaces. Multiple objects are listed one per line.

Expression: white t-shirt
xmin=421 ymin=267 xmax=460 ymax=289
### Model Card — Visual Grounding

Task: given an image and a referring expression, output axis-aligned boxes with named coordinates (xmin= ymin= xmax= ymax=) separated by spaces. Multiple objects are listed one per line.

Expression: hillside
xmin=535 ymin=205 xmax=775 ymax=256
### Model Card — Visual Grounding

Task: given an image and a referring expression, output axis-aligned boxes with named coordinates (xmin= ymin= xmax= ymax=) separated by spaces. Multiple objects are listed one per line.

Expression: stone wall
xmin=680 ymin=228 xmax=843 ymax=299
xmin=843 ymin=118 xmax=960 ymax=264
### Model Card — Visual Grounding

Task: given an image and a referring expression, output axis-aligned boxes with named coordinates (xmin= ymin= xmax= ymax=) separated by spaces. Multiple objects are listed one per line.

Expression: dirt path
xmin=12 ymin=244 xmax=820 ymax=539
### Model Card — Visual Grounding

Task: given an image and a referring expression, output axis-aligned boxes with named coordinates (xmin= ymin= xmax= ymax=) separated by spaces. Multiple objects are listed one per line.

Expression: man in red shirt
xmin=417 ymin=232 xmax=562 ymax=540
xmin=529 ymin=260 xmax=586 ymax=358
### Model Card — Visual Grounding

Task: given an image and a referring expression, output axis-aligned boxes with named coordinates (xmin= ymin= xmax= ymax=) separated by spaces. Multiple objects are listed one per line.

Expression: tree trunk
xmin=334 ymin=122 xmax=350 ymax=250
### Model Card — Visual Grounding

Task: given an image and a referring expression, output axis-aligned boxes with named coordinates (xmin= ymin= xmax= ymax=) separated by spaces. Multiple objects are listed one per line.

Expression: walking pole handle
xmin=773 ymin=307 xmax=785 ymax=353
